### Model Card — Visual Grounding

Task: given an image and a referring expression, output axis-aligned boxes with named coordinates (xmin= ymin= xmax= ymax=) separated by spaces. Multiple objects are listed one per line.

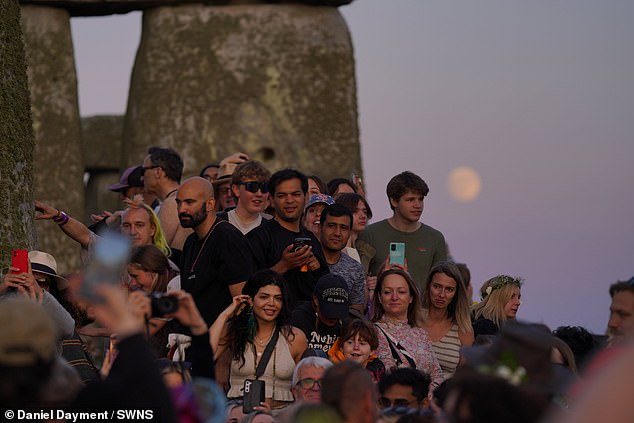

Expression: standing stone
xmin=82 ymin=115 xmax=125 ymax=222
xmin=123 ymin=4 xmax=361 ymax=180
xmin=21 ymin=5 xmax=85 ymax=273
xmin=0 ymin=0 xmax=37 ymax=268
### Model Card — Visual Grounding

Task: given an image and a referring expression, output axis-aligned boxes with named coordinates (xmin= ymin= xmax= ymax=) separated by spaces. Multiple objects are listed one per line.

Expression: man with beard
xmin=176 ymin=177 xmax=255 ymax=325
xmin=247 ymin=169 xmax=329 ymax=311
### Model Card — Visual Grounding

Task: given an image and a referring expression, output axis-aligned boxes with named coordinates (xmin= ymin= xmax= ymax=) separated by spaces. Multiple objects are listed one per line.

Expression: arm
xmin=35 ymin=200 xmax=94 ymax=249
xmin=209 ymin=294 xmax=251 ymax=360
xmin=458 ymin=328 xmax=475 ymax=348
xmin=289 ymin=327 xmax=308 ymax=363
xmin=157 ymin=199 xmax=179 ymax=247
xmin=229 ymin=281 xmax=246 ymax=297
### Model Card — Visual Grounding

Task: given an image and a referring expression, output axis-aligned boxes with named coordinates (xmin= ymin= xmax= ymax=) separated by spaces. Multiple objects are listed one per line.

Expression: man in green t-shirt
xmin=358 ymin=171 xmax=447 ymax=293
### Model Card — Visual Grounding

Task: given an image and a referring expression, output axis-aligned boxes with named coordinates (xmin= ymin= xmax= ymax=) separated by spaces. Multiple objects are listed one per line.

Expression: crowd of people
xmin=1 ymin=147 xmax=632 ymax=423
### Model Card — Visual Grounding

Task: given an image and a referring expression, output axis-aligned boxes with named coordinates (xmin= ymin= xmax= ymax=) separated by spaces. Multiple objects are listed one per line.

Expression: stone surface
xmin=122 ymin=4 xmax=361 ymax=181
xmin=17 ymin=0 xmax=353 ymax=17
xmin=0 ymin=0 xmax=37 ymax=268
xmin=82 ymin=115 xmax=125 ymax=222
xmin=21 ymin=5 xmax=85 ymax=274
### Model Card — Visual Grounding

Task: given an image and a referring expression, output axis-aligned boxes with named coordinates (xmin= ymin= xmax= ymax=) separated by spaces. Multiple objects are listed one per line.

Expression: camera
xmin=150 ymin=292 xmax=178 ymax=317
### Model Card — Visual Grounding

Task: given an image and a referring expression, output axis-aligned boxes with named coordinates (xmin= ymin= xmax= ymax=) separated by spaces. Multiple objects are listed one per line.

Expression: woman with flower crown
xmin=209 ymin=269 xmax=307 ymax=412
xmin=471 ymin=275 xmax=523 ymax=337
xmin=420 ymin=262 xmax=474 ymax=378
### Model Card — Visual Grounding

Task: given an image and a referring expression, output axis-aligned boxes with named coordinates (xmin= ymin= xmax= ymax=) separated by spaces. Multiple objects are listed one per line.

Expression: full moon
xmin=447 ymin=166 xmax=482 ymax=202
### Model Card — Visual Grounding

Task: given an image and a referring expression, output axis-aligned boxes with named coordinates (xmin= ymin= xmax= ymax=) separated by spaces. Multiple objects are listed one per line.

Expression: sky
xmin=70 ymin=1 xmax=634 ymax=333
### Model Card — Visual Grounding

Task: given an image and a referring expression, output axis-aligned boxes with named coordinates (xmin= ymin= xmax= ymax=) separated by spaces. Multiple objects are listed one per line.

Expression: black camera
xmin=150 ymin=292 xmax=178 ymax=317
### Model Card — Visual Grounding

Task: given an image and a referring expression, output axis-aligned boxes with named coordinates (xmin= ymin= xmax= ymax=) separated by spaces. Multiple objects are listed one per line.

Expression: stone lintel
xmin=18 ymin=0 xmax=353 ymax=17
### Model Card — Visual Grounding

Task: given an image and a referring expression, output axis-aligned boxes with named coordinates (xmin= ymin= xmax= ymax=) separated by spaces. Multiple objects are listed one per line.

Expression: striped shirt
xmin=431 ymin=323 xmax=461 ymax=378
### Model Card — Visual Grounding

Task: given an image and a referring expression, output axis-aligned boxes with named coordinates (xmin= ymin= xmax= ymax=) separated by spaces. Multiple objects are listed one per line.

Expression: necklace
xmin=165 ymin=188 xmax=178 ymax=198
xmin=254 ymin=330 xmax=274 ymax=347
xmin=189 ymin=219 xmax=222 ymax=273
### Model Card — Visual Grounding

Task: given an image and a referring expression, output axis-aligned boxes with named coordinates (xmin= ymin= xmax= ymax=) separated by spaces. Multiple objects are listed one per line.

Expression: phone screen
xmin=80 ymin=231 xmax=131 ymax=302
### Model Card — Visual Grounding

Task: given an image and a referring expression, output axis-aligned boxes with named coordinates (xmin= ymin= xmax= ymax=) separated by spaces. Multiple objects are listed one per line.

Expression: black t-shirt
xmin=246 ymin=219 xmax=329 ymax=311
xmin=181 ymin=220 xmax=256 ymax=325
xmin=290 ymin=302 xmax=342 ymax=354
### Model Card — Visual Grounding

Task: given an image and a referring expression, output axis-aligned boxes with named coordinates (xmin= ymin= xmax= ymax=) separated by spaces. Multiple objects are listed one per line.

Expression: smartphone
xmin=80 ymin=231 xmax=131 ymax=303
xmin=388 ymin=242 xmax=406 ymax=267
xmin=11 ymin=249 xmax=28 ymax=274
xmin=243 ymin=379 xmax=265 ymax=413
xmin=292 ymin=237 xmax=311 ymax=252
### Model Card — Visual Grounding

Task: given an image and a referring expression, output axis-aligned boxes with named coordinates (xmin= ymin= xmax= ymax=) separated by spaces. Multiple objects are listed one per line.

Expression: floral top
xmin=375 ymin=317 xmax=444 ymax=386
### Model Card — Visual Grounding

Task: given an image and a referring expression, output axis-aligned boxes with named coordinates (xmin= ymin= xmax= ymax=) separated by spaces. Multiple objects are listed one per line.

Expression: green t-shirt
xmin=358 ymin=219 xmax=447 ymax=293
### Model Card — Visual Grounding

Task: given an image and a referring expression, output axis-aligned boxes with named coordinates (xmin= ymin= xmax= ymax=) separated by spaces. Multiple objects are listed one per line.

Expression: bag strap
xmin=374 ymin=324 xmax=417 ymax=369
xmin=254 ymin=328 xmax=280 ymax=379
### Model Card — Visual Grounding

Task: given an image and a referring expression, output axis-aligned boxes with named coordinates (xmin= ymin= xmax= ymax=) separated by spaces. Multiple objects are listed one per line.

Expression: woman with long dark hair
xmin=210 ymin=270 xmax=307 ymax=412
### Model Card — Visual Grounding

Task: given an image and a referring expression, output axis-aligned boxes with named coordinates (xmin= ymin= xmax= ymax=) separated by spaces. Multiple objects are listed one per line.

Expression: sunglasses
xmin=378 ymin=397 xmax=418 ymax=409
xmin=238 ymin=181 xmax=269 ymax=194
xmin=296 ymin=377 xmax=321 ymax=390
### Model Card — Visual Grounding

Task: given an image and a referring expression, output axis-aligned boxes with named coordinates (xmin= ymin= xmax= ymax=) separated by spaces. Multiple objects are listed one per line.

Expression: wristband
xmin=53 ymin=211 xmax=70 ymax=226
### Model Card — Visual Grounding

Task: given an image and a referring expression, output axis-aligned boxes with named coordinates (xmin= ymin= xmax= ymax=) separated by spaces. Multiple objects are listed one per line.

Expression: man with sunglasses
xmin=143 ymin=147 xmax=192 ymax=261
xmin=377 ymin=367 xmax=431 ymax=410
xmin=217 ymin=160 xmax=272 ymax=235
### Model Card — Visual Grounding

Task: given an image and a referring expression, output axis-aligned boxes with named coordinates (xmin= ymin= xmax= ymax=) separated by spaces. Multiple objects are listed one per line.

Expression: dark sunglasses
xmin=378 ymin=397 xmax=418 ymax=409
xmin=238 ymin=181 xmax=269 ymax=194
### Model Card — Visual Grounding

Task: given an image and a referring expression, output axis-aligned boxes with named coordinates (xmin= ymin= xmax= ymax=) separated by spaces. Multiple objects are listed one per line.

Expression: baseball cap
xmin=314 ymin=274 xmax=349 ymax=320
xmin=305 ymin=194 xmax=335 ymax=211
xmin=108 ymin=165 xmax=144 ymax=192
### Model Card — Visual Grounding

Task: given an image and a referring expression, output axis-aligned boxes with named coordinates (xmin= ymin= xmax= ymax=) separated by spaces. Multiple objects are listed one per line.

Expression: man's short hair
xmin=268 ymin=168 xmax=308 ymax=196
xmin=291 ymin=356 xmax=333 ymax=386
xmin=378 ymin=368 xmax=431 ymax=402
xmin=609 ymin=277 xmax=634 ymax=297
xmin=322 ymin=361 xmax=374 ymax=421
xmin=320 ymin=203 xmax=353 ymax=227
xmin=147 ymin=147 xmax=184 ymax=183
xmin=386 ymin=171 xmax=429 ymax=209
xmin=231 ymin=160 xmax=271 ymax=185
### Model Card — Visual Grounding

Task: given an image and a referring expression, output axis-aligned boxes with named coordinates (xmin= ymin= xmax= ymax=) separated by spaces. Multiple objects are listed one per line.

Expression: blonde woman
xmin=421 ymin=262 xmax=474 ymax=378
xmin=371 ymin=268 xmax=443 ymax=386
xmin=471 ymin=275 xmax=523 ymax=337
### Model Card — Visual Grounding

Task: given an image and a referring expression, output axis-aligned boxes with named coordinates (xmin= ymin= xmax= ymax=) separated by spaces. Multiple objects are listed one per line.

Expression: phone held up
xmin=388 ymin=242 xmax=405 ymax=267
xmin=80 ymin=230 xmax=131 ymax=303
xmin=292 ymin=238 xmax=311 ymax=272
xmin=11 ymin=249 xmax=29 ymax=274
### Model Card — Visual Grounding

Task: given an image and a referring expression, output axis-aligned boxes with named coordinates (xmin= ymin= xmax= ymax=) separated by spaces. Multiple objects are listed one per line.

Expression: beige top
xmin=227 ymin=333 xmax=295 ymax=402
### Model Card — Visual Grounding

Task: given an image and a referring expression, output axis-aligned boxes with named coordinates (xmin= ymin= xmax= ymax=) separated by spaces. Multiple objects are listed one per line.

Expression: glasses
xmin=142 ymin=165 xmax=161 ymax=173
xmin=296 ymin=377 xmax=321 ymax=390
xmin=238 ymin=181 xmax=269 ymax=194
xmin=378 ymin=397 xmax=418 ymax=409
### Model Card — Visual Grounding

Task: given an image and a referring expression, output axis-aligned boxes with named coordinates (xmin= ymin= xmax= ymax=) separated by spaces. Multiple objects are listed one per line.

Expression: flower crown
xmin=484 ymin=275 xmax=523 ymax=297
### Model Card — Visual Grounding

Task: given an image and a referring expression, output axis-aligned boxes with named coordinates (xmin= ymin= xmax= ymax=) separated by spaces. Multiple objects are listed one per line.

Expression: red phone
xmin=11 ymin=249 xmax=28 ymax=274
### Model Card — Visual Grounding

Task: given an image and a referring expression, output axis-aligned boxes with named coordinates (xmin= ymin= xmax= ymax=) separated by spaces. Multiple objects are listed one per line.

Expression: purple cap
xmin=305 ymin=194 xmax=335 ymax=211
xmin=108 ymin=166 xmax=144 ymax=192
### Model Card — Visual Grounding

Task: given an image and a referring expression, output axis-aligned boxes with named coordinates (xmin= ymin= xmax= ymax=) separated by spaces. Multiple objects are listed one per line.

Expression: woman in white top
xmin=210 ymin=270 xmax=306 ymax=412
xmin=420 ymin=262 xmax=474 ymax=378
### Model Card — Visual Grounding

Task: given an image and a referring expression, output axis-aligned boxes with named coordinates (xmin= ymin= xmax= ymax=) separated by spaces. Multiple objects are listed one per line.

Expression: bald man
xmin=177 ymin=177 xmax=256 ymax=325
